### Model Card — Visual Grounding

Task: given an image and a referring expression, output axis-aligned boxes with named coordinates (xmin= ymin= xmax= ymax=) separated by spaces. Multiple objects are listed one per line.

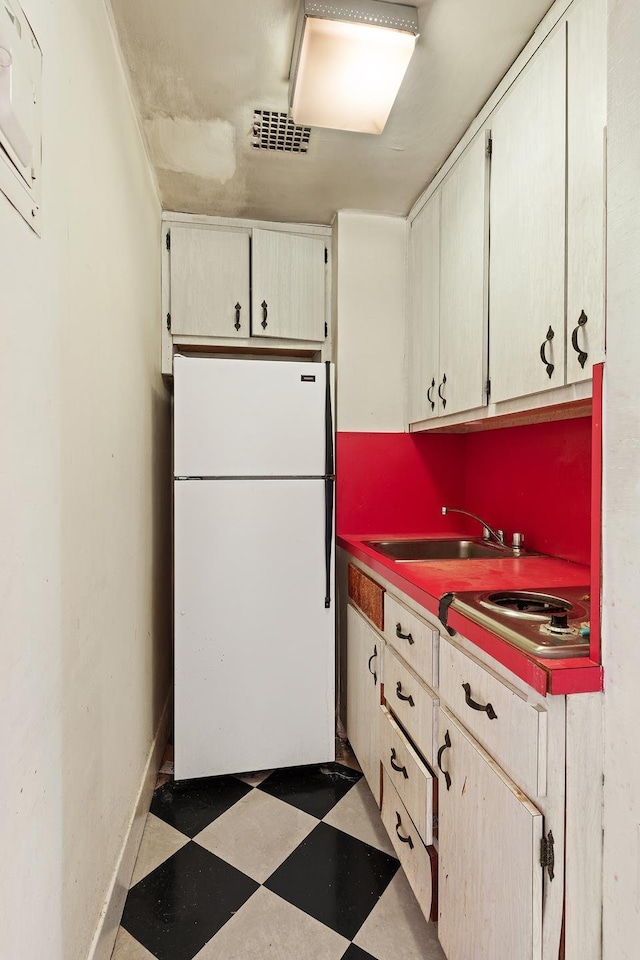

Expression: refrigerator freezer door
xmin=174 ymin=356 xmax=328 ymax=478
xmin=174 ymin=478 xmax=335 ymax=779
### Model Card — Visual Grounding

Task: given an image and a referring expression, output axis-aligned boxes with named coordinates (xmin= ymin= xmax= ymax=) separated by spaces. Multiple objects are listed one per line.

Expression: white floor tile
xmin=323 ymin=779 xmax=396 ymax=857
xmin=130 ymin=813 xmax=189 ymax=887
xmin=193 ymin=887 xmax=349 ymax=960
xmin=354 ymin=869 xmax=445 ymax=960
xmin=110 ymin=926 xmax=157 ymax=960
xmin=194 ymin=788 xmax=318 ymax=882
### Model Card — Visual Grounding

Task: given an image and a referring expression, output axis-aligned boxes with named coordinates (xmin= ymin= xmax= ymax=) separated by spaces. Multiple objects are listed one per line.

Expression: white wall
xmin=602 ymin=0 xmax=640 ymax=955
xmin=334 ymin=212 xmax=407 ymax=432
xmin=0 ymin=1 xmax=170 ymax=959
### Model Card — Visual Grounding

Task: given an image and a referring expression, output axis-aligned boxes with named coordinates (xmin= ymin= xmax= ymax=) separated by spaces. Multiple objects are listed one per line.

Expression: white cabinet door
xmin=347 ymin=605 xmax=381 ymax=804
xmin=170 ymin=225 xmax=250 ymax=338
xmin=252 ymin=229 xmax=326 ymax=341
xmin=566 ymin=0 xmax=606 ymax=382
xmin=439 ymin=130 xmax=489 ymax=416
xmin=407 ymin=192 xmax=440 ymax=423
xmin=437 ymin=707 xmax=544 ymax=960
xmin=489 ymin=24 xmax=566 ymax=404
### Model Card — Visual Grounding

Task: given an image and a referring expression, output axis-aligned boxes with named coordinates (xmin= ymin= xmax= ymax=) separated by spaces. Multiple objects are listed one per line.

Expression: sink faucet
xmin=441 ymin=506 xmax=505 ymax=546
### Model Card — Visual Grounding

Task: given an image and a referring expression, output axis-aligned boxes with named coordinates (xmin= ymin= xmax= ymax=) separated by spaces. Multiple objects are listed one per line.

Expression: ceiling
xmin=110 ymin=0 xmax=554 ymax=225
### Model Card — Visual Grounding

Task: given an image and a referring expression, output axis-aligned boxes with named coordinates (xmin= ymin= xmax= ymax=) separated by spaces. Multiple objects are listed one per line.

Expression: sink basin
xmin=363 ymin=538 xmax=517 ymax=562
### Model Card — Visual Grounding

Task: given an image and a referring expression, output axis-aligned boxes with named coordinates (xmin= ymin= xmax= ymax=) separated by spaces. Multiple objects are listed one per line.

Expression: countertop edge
xmin=338 ymin=534 xmax=603 ymax=697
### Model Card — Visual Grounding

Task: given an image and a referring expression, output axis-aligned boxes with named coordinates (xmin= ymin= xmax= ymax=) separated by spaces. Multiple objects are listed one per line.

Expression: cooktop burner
xmin=449 ymin=586 xmax=591 ymax=659
xmin=478 ymin=590 xmax=589 ymax=623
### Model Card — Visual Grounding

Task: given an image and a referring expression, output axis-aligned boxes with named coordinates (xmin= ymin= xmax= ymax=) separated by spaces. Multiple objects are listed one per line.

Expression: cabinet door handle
xmin=462 ymin=682 xmax=498 ymax=720
xmin=234 ymin=302 xmax=241 ymax=331
xmin=390 ymin=747 xmax=409 ymax=779
xmin=367 ymin=645 xmax=378 ymax=685
xmin=539 ymin=326 xmax=555 ymax=378
xmin=395 ymin=681 xmax=414 ymax=707
xmin=396 ymin=623 xmax=414 ymax=645
xmin=571 ymin=310 xmax=588 ymax=368
xmin=438 ymin=373 xmax=447 ymax=409
xmin=437 ymin=729 xmax=452 ymax=791
xmin=261 ymin=300 xmax=268 ymax=329
xmin=395 ymin=811 xmax=414 ymax=848
xmin=427 ymin=377 xmax=435 ymax=411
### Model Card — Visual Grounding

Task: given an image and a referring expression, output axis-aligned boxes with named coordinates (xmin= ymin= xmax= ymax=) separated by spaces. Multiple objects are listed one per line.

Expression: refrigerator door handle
xmin=324 ymin=361 xmax=334 ymax=609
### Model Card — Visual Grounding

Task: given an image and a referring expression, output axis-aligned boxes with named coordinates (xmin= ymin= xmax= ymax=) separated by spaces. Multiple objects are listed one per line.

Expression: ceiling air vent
xmin=252 ymin=110 xmax=311 ymax=154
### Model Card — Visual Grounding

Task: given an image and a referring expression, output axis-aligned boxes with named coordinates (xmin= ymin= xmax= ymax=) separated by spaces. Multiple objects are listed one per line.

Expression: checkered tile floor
xmin=112 ymin=762 xmax=445 ymax=960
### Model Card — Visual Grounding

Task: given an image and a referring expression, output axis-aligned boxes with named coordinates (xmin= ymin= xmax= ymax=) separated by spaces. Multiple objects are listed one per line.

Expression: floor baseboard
xmin=86 ymin=692 xmax=171 ymax=960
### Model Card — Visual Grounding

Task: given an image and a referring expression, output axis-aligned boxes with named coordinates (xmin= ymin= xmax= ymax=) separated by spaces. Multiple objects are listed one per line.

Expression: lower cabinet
xmin=342 ymin=560 xmax=599 ymax=960
xmin=381 ymin=767 xmax=438 ymax=922
xmin=346 ymin=604 xmax=382 ymax=804
xmin=436 ymin=707 xmax=544 ymax=960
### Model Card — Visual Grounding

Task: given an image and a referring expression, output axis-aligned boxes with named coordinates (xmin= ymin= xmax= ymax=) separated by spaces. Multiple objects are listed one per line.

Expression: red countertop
xmin=338 ymin=532 xmax=603 ymax=697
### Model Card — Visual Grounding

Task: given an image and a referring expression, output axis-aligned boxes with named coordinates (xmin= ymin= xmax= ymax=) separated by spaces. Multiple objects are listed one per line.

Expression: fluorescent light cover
xmin=291 ymin=15 xmax=417 ymax=135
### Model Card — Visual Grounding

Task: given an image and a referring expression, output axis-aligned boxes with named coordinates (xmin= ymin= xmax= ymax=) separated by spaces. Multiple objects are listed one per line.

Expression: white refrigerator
xmin=173 ymin=355 xmax=335 ymax=780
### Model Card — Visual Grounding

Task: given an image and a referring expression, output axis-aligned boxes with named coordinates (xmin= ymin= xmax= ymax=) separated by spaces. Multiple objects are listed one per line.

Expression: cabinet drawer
xmin=348 ymin=564 xmax=384 ymax=630
xmin=384 ymin=647 xmax=439 ymax=767
xmin=439 ymin=639 xmax=547 ymax=798
xmin=380 ymin=704 xmax=434 ymax=845
xmin=384 ymin=593 xmax=438 ymax=687
xmin=381 ymin=768 xmax=437 ymax=922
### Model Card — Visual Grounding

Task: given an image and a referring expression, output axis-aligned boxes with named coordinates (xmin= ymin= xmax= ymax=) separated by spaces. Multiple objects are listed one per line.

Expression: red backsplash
xmin=337 ymin=418 xmax=591 ymax=566
xmin=336 ymin=432 xmax=467 ymax=535
xmin=464 ymin=418 xmax=592 ymax=565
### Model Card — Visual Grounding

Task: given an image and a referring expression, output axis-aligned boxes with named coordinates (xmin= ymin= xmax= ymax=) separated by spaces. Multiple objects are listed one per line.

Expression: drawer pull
xmin=390 ymin=747 xmax=409 ymax=779
xmin=395 ymin=623 xmax=414 ymax=645
xmin=261 ymin=300 xmax=268 ymax=329
xmin=395 ymin=811 xmax=414 ymax=849
xmin=234 ymin=302 xmax=242 ymax=330
xmin=367 ymin=645 xmax=378 ymax=685
xmin=396 ymin=682 xmax=414 ymax=707
xmin=462 ymin=682 xmax=498 ymax=720
xmin=437 ymin=730 xmax=452 ymax=791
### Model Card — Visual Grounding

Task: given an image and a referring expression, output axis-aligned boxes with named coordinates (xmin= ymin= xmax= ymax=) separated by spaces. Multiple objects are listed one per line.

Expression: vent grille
xmin=252 ymin=110 xmax=311 ymax=154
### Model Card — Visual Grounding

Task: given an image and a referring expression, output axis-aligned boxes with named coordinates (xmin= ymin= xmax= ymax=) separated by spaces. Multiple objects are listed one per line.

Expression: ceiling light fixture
xmin=289 ymin=0 xmax=419 ymax=135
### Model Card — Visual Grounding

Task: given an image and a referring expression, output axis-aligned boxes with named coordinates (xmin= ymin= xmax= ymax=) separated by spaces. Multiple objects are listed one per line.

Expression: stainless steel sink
xmin=363 ymin=538 xmax=518 ymax=562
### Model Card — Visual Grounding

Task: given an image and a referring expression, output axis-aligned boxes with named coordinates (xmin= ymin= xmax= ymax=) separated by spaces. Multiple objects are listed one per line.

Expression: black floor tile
xmin=121 ymin=842 xmax=258 ymax=960
xmin=150 ymin=774 xmax=252 ymax=837
xmin=264 ymin=821 xmax=399 ymax=940
xmin=257 ymin=763 xmax=362 ymax=818
xmin=341 ymin=945 xmax=379 ymax=960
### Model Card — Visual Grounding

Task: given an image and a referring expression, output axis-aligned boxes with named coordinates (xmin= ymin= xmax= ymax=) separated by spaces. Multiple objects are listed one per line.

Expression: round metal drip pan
xmin=478 ymin=591 xmax=587 ymax=622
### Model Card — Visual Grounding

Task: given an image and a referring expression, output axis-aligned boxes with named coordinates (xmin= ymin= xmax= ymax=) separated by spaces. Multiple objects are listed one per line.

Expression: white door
xmin=437 ymin=708 xmax=544 ymax=960
xmin=346 ymin=605 xmax=381 ymax=804
xmin=566 ymin=0 xmax=607 ymax=382
xmin=489 ymin=24 xmax=566 ymax=404
xmin=252 ymin=229 xmax=326 ymax=341
xmin=170 ymin=225 xmax=250 ymax=338
xmin=407 ymin=192 xmax=440 ymax=424
xmin=174 ymin=478 xmax=335 ymax=780
xmin=439 ymin=130 xmax=489 ymax=416
xmin=174 ymin=356 xmax=329 ymax=477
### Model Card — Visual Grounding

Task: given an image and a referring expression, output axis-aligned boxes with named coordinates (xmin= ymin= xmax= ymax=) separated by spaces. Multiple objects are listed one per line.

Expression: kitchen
xmin=0 ymin=0 xmax=638 ymax=959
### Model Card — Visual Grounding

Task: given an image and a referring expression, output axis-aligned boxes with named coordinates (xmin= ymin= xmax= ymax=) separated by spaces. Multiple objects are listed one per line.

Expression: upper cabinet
xmin=408 ymin=192 xmax=440 ymax=424
xmin=170 ymin=225 xmax=250 ymax=339
xmin=566 ymin=0 xmax=607 ymax=382
xmin=166 ymin=223 xmax=328 ymax=358
xmin=407 ymin=131 xmax=489 ymax=424
xmin=489 ymin=24 xmax=567 ymax=404
xmin=438 ymin=131 xmax=490 ymax=416
xmin=407 ymin=0 xmax=606 ymax=426
xmin=252 ymin=230 xmax=326 ymax=342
